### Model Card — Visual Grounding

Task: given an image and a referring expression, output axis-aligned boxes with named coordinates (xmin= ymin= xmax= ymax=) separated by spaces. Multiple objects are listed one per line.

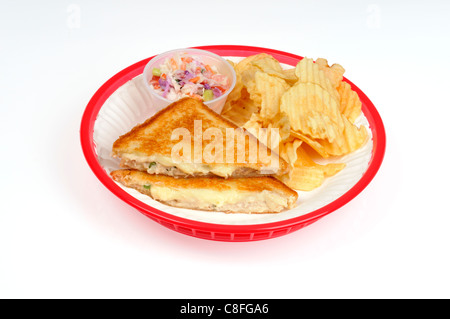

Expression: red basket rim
xmin=80 ymin=45 xmax=386 ymax=234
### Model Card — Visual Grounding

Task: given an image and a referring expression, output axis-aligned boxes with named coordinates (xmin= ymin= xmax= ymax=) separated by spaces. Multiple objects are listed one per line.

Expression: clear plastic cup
xmin=142 ymin=48 xmax=236 ymax=114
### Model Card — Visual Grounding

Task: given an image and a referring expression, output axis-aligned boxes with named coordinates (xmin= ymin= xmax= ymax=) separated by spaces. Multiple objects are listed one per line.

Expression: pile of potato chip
xmin=222 ymin=54 xmax=368 ymax=191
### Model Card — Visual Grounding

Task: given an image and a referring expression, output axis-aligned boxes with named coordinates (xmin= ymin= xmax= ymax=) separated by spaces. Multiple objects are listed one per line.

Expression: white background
xmin=1 ymin=0 xmax=449 ymax=299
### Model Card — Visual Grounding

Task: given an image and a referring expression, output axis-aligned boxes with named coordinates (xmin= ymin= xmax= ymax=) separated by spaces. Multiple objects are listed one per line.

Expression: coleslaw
xmin=148 ymin=54 xmax=231 ymax=102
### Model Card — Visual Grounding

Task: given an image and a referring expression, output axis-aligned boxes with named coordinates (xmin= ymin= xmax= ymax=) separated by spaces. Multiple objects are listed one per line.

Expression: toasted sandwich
xmin=112 ymin=97 xmax=289 ymax=178
xmin=111 ymin=169 xmax=298 ymax=214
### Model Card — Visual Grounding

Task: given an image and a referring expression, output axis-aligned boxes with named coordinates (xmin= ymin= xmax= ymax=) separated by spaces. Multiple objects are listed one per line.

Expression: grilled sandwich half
xmin=111 ymin=169 xmax=298 ymax=214
xmin=112 ymin=97 xmax=289 ymax=178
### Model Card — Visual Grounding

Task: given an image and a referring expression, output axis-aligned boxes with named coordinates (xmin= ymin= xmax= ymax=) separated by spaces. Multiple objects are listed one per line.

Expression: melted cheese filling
xmin=149 ymin=186 xmax=288 ymax=213
xmin=122 ymin=153 xmax=237 ymax=178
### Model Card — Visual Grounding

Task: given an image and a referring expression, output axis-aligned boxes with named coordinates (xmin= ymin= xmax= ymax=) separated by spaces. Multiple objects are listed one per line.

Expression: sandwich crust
xmin=112 ymin=97 xmax=289 ymax=175
xmin=111 ymin=169 xmax=296 ymax=194
xmin=111 ymin=169 xmax=298 ymax=213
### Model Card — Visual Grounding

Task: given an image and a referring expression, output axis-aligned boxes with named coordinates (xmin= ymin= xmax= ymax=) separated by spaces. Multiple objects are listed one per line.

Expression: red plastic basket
xmin=80 ymin=45 xmax=386 ymax=242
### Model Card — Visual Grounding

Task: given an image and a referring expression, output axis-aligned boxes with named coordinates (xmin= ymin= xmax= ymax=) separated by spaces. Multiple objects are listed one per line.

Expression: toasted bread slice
xmin=111 ymin=169 xmax=298 ymax=214
xmin=112 ymin=97 xmax=289 ymax=178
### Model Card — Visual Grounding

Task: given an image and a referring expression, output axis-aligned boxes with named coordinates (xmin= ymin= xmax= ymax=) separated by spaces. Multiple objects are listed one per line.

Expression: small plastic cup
xmin=142 ymin=48 xmax=236 ymax=114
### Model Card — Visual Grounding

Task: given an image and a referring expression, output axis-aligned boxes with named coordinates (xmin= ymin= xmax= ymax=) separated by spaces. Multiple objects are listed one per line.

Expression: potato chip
xmin=222 ymin=71 xmax=244 ymax=114
xmin=221 ymin=89 xmax=259 ymax=127
xmin=294 ymin=57 xmax=340 ymax=102
xmin=251 ymin=56 xmax=284 ymax=72
xmin=242 ymin=114 xmax=285 ymax=154
xmin=295 ymin=145 xmax=346 ymax=178
xmin=279 ymin=165 xmax=325 ymax=191
xmin=226 ymin=59 xmax=236 ymax=67
xmin=315 ymin=58 xmax=346 ymax=88
xmin=268 ymin=112 xmax=290 ymax=142
xmin=281 ymin=68 xmax=298 ymax=85
xmin=235 ymin=53 xmax=274 ymax=74
xmin=244 ymin=112 xmax=291 ymax=151
xmin=256 ymin=71 xmax=290 ymax=120
xmin=251 ymin=58 xmax=298 ymax=84
xmin=279 ymin=144 xmax=346 ymax=191
xmin=280 ymin=82 xmax=344 ymax=143
xmin=223 ymin=53 xmax=369 ymax=192
xmin=277 ymin=138 xmax=326 ymax=191
xmin=279 ymin=138 xmax=303 ymax=167
xmin=337 ymin=81 xmax=362 ymax=123
xmin=239 ymin=69 xmax=259 ymax=103
xmin=321 ymin=162 xmax=347 ymax=177
xmin=235 ymin=54 xmax=275 ymax=106
xmin=319 ymin=116 xmax=369 ymax=156
xmin=243 ymin=113 xmax=264 ymax=133
xmin=290 ymin=129 xmax=329 ymax=158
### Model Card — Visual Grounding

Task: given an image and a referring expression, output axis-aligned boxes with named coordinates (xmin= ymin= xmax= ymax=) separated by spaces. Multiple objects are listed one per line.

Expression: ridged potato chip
xmin=280 ymin=144 xmax=346 ymax=191
xmin=295 ymin=145 xmax=346 ymax=177
xmin=277 ymin=139 xmax=325 ymax=191
xmin=252 ymin=58 xmax=298 ymax=84
xmin=315 ymin=58 xmax=345 ymax=88
xmin=240 ymin=70 xmax=261 ymax=105
xmin=226 ymin=59 xmax=235 ymax=67
xmin=295 ymin=57 xmax=340 ymax=102
xmin=290 ymin=129 xmax=330 ymax=158
xmin=281 ymin=68 xmax=298 ymax=85
xmin=223 ymin=53 xmax=369 ymax=192
xmin=222 ymin=71 xmax=244 ymax=114
xmin=256 ymin=71 xmax=290 ymax=120
xmin=319 ymin=116 xmax=369 ymax=156
xmin=337 ymin=81 xmax=362 ymax=123
xmin=321 ymin=162 xmax=347 ymax=177
xmin=235 ymin=54 xmax=275 ymax=106
xmin=221 ymin=89 xmax=259 ymax=127
xmin=279 ymin=165 xmax=325 ymax=191
xmin=279 ymin=138 xmax=303 ymax=167
xmin=268 ymin=112 xmax=290 ymax=142
xmin=243 ymin=113 xmax=284 ymax=153
xmin=243 ymin=113 xmax=264 ymax=133
xmin=248 ymin=113 xmax=291 ymax=144
xmin=281 ymin=82 xmax=344 ymax=143
xmin=235 ymin=53 xmax=274 ymax=74
xmin=251 ymin=56 xmax=284 ymax=72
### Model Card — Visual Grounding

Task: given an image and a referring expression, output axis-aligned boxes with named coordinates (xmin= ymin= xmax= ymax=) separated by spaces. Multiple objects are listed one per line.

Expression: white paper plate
xmin=93 ymin=57 xmax=373 ymax=226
